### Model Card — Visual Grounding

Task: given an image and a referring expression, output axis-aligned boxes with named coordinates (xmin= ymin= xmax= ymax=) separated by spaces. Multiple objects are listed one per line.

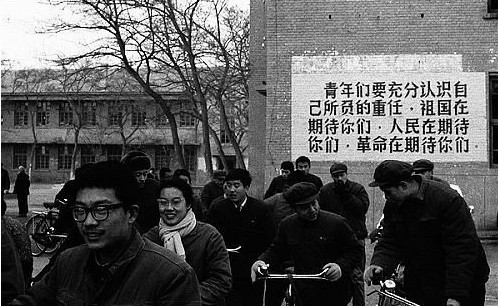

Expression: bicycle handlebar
xmin=256 ymin=266 xmax=329 ymax=280
xmin=227 ymin=246 xmax=242 ymax=253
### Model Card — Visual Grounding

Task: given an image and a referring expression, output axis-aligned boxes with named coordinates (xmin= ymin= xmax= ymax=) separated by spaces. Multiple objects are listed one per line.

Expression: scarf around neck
xmin=158 ymin=209 xmax=196 ymax=261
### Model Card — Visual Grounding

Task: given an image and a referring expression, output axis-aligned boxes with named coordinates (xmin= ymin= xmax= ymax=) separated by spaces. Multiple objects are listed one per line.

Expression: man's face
xmin=158 ymin=187 xmax=189 ymax=226
xmin=214 ymin=176 xmax=225 ymax=187
xmin=75 ymin=187 xmax=135 ymax=260
xmin=133 ymin=169 xmax=150 ymax=188
xmin=380 ymin=184 xmax=407 ymax=203
xmin=224 ymin=179 xmax=247 ymax=204
xmin=332 ymin=172 xmax=348 ymax=184
xmin=296 ymin=162 xmax=310 ymax=175
xmin=281 ymin=169 xmax=292 ymax=179
xmin=294 ymin=200 xmax=320 ymax=221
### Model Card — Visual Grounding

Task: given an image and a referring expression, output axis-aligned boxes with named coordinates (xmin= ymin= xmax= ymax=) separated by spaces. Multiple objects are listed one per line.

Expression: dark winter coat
xmin=258 ymin=211 xmax=363 ymax=306
xmin=371 ymin=176 xmax=489 ymax=305
xmin=264 ymin=175 xmax=288 ymax=199
xmin=144 ymin=222 xmax=232 ymax=306
xmin=13 ymin=171 xmax=30 ymax=196
xmin=200 ymin=181 xmax=224 ymax=215
xmin=134 ymin=178 xmax=160 ymax=234
xmin=318 ymin=180 xmax=370 ymax=239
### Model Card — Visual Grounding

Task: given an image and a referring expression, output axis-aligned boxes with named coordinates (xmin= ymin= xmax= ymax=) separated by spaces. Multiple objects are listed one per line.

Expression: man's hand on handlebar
xmin=251 ymin=260 xmax=269 ymax=283
xmin=322 ymin=263 xmax=341 ymax=281
xmin=364 ymin=265 xmax=384 ymax=285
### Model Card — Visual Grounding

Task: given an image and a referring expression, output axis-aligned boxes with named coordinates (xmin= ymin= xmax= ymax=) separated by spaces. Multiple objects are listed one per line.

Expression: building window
xmin=183 ymin=145 xmax=197 ymax=173
xmin=14 ymin=103 xmax=29 ymax=127
xmin=12 ymin=145 xmax=28 ymax=169
xmin=491 ymin=75 xmax=498 ymax=165
xmin=59 ymin=102 xmax=73 ymax=126
xmin=36 ymin=102 xmax=50 ymax=126
xmin=490 ymin=0 xmax=498 ymax=13
xmin=57 ymin=146 xmax=73 ymax=170
xmin=179 ymin=101 xmax=196 ymax=127
xmin=106 ymin=145 xmax=122 ymax=162
xmin=108 ymin=106 xmax=123 ymax=127
xmin=155 ymin=146 xmax=173 ymax=169
xmin=220 ymin=108 xmax=236 ymax=144
xmin=132 ymin=108 xmax=147 ymax=127
xmin=156 ymin=106 xmax=169 ymax=127
xmin=82 ymin=101 xmax=97 ymax=126
xmin=35 ymin=146 xmax=50 ymax=170
xmin=81 ymin=146 xmax=96 ymax=166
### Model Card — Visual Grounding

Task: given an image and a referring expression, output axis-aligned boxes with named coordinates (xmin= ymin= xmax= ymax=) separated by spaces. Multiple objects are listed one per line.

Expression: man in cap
xmin=201 ymin=170 xmax=227 ymax=217
xmin=251 ymin=182 xmax=363 ymax=306
xmin=121 ymin=151 xmax=160 ymax=233
xmin=318 ymin=162 xmax=369 ymax=306
xmin=412 ymin=159 xmax=449 ymax=185
xmin=264 ymin=161 xmax=294 ymax=199
xmin=365 ymin=160 xmax=489 ymax=306
xmin=13 ymin=166 xmax=30 ymax=218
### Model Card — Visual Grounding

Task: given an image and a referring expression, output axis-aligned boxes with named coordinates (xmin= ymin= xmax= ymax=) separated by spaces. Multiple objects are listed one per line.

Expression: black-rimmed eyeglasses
xmin=72 ymin=203 xmax=126 ymax=222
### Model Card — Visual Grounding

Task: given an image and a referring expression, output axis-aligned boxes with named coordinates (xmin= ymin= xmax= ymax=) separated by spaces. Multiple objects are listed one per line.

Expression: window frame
xmin=35 ymin=146 xmax=50 ymax=170
xmin=57 ymin=145 xmax=73 ymax=170
xmin=59 ymin=102 xmax=73 ymax=126
xmin=14 ymin=103 xmax=29 ymax=127
xmin=81 ymin=145 xmax=96 ymax=166
xmin=12 ymin=145 xmax=28 ymax=169
xmin=82 ymin=101 xmax=97 ymax=126
xmin=36 ymin=102 xmax=51 ymax=126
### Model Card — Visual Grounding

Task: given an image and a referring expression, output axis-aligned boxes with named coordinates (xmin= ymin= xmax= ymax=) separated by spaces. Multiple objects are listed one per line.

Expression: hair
xmin=173 ymin=168 xmax=191 ymax=184
xmin=295 ymin=156 xmax=311 ymax=166
xmin=286 ymin=170 xmax=310 ymax=187
xmin=225 ymin=168 xmax=252 ymax=187
xmin=159 ymin=178 xmax=194 ymax=208
xmin=280 ymin=161 xmax=294 ymax=172
xmin=74 ymin=160 xmax=138 ymax=209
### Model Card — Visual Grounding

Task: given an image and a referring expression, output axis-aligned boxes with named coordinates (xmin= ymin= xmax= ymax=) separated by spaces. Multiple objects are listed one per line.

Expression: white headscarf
xmin=158 ymin=209 xmax=196 ymax=261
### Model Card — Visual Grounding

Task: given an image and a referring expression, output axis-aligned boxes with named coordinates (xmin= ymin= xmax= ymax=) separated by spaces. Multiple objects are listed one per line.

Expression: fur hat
xmin=121 ymin=151 xmax=151 ymax=171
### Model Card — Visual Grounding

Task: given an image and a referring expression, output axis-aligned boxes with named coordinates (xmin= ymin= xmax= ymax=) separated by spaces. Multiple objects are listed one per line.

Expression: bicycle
xmin=255 ymin=266 xmax=329 ymax=306
xmin=25 ymin=200 xmax=67 ymax=256
xmin=367 ymin=272 xmax=420 ymax=306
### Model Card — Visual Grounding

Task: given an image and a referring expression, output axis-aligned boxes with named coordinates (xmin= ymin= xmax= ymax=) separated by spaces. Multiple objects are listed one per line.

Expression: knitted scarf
xmin=158 ymin=209 xmax=196 ymax=261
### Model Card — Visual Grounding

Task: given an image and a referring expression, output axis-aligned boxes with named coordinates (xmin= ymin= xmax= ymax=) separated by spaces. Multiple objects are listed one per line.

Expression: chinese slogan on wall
xmin=291 ymin=73 xmax=487 ymax=162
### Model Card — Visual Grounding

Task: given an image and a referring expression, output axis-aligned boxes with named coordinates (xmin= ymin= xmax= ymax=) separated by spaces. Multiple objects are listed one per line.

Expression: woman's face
xmin=158 ymin=187 xmax=190 ymax=226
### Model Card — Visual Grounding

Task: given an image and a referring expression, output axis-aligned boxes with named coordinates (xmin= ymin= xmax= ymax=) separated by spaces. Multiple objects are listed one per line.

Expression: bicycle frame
xmin=256 ymin=267 xmax=329 ymax=306
xmin=367 ymin=280 xmax=420 ymax=306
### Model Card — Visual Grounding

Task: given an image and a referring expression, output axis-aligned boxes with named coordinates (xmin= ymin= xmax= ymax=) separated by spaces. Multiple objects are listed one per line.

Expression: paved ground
xmin=4 ymin=183 xmax=498 ymax=305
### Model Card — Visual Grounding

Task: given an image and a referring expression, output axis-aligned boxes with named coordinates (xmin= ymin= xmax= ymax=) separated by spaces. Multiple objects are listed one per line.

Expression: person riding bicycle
xmin=251 ymin=182 xmax=363 ymax=306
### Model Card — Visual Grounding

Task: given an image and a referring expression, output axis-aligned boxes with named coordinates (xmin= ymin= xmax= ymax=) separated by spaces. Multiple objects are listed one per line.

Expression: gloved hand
xmin=322 ymin=263 xmax=341 ymax=281
xmin=364 ymin=265 xmax=384 ymax=285
xmin=335 ymin=180 xmax=346 ymax=194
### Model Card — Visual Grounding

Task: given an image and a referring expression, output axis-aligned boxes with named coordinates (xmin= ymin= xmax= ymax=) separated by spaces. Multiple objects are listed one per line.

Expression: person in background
xmin=173 ymin=168 xmax=204 ymax=220
xmin=2 ymin=163 xmax=11 ymax=213
xmin=365 ymin=160 xmax=489 ymax=306
xmin=295 ymin=156 xmax=323 ymax=189
xmin=121 ymin=151 xmax=160 ymax=234
xmin=1 ymin=209 xmax=33 ymax=291
xmin=251 ymin=182 xmax=363 ymax=306
xmin=144 ymin=178 xmax=232 ymax=306
xmin=264 ymin=161 xmax=294 ymax=199
xmin=10 ymin=161 xmax=201 ymax=306
xmin=159 ymin=167 xmax=173 ymax=180
xmin=201 ymin=170 xmax=227 ymax=218
xmin=208 ymin=169 xmax=275 ymax=306
xmin=148 ymin=167 xmax=158 ymax=180
xmin=412 ymin=159 xmax=449 ymax=186
xmin=13 ymin=166 xmax=30 ymax=218
xmin=318 ymin=162 xmax=370 ymax=306
xmin=2 ymin=222 xmax=25 ymax=305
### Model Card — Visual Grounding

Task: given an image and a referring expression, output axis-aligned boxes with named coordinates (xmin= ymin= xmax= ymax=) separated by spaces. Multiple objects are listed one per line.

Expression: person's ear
xmin=127 ymin=205 xmax=139 ymax=224
xmin=399 ymin=181 xmax=409 ymax=190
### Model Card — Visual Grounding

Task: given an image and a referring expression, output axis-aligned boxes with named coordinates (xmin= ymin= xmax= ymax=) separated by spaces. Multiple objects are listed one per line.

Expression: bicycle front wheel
xmin=25 ymin=215 xmax=47 ymax=256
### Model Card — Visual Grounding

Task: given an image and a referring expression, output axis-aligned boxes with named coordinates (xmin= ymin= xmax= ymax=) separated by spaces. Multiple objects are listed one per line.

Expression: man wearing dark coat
xmin=208 ymin=169 xmax=275 ymax=306
xmin=365 ymin=160 xmax=489 ymax=306
xmin=13 ymin=166 xmax=30 ymax=217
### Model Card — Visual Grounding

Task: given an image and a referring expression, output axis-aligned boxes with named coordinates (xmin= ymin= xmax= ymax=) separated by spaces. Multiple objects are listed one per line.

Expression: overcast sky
xmin=1 ymin=0 xmax=249 ymax=69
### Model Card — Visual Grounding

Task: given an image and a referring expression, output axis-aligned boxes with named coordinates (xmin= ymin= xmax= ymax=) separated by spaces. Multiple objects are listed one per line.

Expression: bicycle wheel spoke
xmin=25 ymin=215 xmax=47 ymax=256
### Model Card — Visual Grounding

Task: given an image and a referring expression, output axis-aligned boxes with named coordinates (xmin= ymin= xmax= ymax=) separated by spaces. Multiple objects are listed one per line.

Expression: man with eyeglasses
xmin=121 ymin=151 xmax=160 ymax=234
xmin=10 ymin=161 xmax=201 ymax=306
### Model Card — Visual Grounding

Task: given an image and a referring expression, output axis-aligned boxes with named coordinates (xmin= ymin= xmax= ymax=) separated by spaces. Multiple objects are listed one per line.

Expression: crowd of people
xmin=1 ymin=153 xmax=490 ymax=306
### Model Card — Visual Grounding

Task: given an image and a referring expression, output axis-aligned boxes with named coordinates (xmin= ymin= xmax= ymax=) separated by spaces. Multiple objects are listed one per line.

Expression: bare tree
xmin=43 ymin=0 xmax=250 ymax=175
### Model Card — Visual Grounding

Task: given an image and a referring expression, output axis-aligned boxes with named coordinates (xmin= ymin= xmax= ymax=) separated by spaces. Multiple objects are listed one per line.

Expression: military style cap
xmin=283 ymin=182 xmax=318 ymax=205
xmin=369 ymin=160 xmax=413 ymax=187
xmin=412 ymin=159 xmax=434 ymax=172
xmin=329 ymin=162 xmax=347 ymax=175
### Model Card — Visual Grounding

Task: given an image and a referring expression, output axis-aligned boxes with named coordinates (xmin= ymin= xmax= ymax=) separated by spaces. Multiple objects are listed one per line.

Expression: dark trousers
xmin=352 ymin=239 xmax=366 ymax=306
xmin=17 ymin=194 xmax=28 ymax=216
